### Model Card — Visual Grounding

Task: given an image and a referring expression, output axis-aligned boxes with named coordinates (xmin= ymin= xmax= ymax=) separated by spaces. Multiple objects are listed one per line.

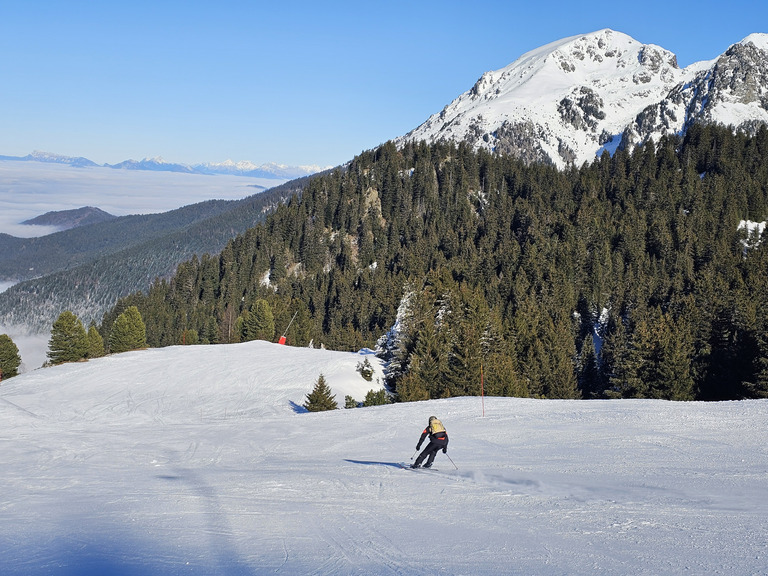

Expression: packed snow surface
xmin=1 ymin=341 xmax=766 ymax=575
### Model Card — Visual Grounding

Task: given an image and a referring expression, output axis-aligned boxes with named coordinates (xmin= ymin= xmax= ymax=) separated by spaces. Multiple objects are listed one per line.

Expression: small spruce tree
xmin=87 ymin=323 xmax=105 ymax=359
xmin=356 ymin=358 xmax=374 ymax=381
xmin=251 ymin=299 xmax=275 ymax=341
xmin=48 ymin=311 xmax=88 ymax=365
xmin=109 ymin=306 xmax=147 ymax=354
xmin=363 ymin=388 xmax=390 ymax=406
xmin=0 ymin=334 xmax=22 ymax=379
xmin=180 ymin=329 xmax=199 ymax=345
xmin=303 ymin=373 xmax=338 ymax=412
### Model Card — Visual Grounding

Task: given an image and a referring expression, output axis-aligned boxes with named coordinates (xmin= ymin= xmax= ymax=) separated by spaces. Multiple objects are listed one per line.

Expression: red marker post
xmin=278 ymin=311 xmax=298 ymax=345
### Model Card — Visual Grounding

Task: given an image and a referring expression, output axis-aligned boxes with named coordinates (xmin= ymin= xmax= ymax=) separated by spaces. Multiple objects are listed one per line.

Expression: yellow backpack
xmin=429 ymin=418 xmax=445 ymax=434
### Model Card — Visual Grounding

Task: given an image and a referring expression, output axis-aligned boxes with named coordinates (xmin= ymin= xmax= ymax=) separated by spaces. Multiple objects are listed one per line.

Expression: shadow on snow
xmin=343 ymin=459 xmax=404 ymax=469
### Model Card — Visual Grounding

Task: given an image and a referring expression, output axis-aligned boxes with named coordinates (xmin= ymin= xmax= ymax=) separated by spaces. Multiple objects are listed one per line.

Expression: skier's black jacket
xmin=417 ymin=420 xmax=449 ymax=450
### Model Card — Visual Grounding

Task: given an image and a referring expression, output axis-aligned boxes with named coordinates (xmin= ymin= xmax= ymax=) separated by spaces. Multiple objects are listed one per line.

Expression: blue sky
xmin=1 ymin=0 xmax=765 ymax=168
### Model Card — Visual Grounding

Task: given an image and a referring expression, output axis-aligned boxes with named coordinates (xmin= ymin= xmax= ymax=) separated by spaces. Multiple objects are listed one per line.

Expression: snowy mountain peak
xmin=195 ymin=159 xmax=330 ymax=179
xmin=399 ymin=29 xmax=768 ymax=168
xmin=522 ymin=29 xmax=678 ymax=79
xmin=738 ymin=32 xmax=768 ymax=51
xmin=206 ymin=159 xmax=261 ymax=171
xmin=24 ymin=150 xmax=99 ymax=167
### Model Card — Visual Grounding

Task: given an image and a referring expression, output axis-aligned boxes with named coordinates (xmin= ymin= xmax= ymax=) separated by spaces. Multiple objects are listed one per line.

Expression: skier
xmin=411 ymin=416 xmax=449 ymax=468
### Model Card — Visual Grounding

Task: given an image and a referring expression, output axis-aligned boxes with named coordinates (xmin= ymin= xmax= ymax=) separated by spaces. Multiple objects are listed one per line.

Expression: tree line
xmin=45 ymin=306 xmax=147 ymax=365
xmin=99 ymin=124 xmax=768 ymax=401
xmin=0 ymin=304 xmax=149 ymax=381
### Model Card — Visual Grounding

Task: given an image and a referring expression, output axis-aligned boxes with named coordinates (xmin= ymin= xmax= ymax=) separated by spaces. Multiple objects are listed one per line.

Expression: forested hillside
xmin=0 ymin=178 xmax=312 ymax=331
xmin=107 ymin=124 xmax=768 ymax=401
xmin=0 ymin=200 xmax=235 ymax=281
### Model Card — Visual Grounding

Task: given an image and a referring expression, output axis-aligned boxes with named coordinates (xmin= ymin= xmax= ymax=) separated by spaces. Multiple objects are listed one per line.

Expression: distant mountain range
xmin=398 ymin=29 xmax=768 ymax=167
xmin=0 ymin=150 xmax=329 ymax=180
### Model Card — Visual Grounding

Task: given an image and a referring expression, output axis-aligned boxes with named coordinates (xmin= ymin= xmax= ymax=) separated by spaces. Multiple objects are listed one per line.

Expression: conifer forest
xmin=103 ymin=124 xmax=768 ymax=401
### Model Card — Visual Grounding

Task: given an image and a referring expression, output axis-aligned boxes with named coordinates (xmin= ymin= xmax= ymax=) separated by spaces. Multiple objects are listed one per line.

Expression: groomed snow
xmin=1 ymin=340 xmax=766 ymax=575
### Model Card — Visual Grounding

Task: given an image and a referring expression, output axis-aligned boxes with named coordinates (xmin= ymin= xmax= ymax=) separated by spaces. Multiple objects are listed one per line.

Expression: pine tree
xmin=237 ymin=300 xmax=276 ymax=343
xmin=363 ymin=388 xmax=390 ymax=406
xmin=653 ymin=311 xmax=696 ymax=400
xmin=234 ymin=310 xmax=249 ymax=343
xmin=751 ymin=325 xmax=768 ymax=398
xmin=302 ymin=373 xmax=338 ymax=412
xmin=577 ymin=332 xmax=602 ymax=398
xmin=48 ymin=310 xmax=88 ymax=365
xmin=601 ymin=313 xmax=629 ymax=398
xmin=87 ymin=324 xmax=105 ymax=359
xmin=483 ymin=352 xmax=527 ymax=397
xmin=109 ymin=306 xmax=147 ymax=354
xmin=249 ymin=299 xmax=276 ymax=341
xmin=180 ymin=329 xmax=199 ymax=345
xmin=395 ymin=372 xmax=431 ymax=402
xmin=0 ymin=334 xmax=22 ymax=379
xmin=356 ymin=358 xmax=374 ymax=381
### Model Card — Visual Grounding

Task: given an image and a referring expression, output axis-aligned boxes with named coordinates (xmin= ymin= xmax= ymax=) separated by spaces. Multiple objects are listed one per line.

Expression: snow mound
xmin=1 ymin=340 xmax=384 ymax=423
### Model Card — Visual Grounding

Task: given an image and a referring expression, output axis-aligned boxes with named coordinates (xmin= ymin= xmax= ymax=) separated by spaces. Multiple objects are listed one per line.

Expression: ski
xmin=399 ymin=462 xmax=439 ymax=472
xmin=398 ymin=462 xmax=461 ymax=483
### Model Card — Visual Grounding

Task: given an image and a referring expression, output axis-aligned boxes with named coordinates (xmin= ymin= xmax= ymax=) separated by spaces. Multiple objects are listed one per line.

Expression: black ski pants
xmin=415 ymin=441 xmax=443 ymax=467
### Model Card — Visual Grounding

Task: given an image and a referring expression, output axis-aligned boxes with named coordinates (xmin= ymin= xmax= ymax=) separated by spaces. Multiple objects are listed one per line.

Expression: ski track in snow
xmin=1 ymin=340 xmax=767 ymax=575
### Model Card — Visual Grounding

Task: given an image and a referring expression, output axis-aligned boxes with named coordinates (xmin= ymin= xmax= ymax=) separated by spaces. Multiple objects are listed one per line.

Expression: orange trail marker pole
xmin=480 ymin=363 xmax=485 ymax=417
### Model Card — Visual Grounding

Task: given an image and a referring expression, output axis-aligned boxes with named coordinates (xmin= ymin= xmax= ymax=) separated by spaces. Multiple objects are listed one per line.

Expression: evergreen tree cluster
xmin=105 ymin=124 xmax=768 ymax=401
xmin=46 ymin=306 xmax=146 ymax=366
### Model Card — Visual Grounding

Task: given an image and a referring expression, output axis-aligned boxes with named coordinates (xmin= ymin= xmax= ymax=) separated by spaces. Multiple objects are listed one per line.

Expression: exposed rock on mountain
xmin=399 ymin=29 xmax=768 ymax=167
xmin=625 ymin=33 xmax=768 ymax=149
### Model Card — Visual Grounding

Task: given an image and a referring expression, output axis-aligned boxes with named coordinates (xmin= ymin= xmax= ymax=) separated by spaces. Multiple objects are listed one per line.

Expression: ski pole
xmin=410 ymin=450 xmax=418 ymax=461
xmin=445 ymin=453 xmax=458 ymax=470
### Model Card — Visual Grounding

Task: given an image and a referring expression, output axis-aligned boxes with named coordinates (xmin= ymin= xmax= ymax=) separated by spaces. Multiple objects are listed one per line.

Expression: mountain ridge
xmin=398 ymin=29 xmax=768 ymax=167
xmin=21 ymin=206 xmax=116 ymax=230
xmin=0 ymin=150 xmax=329 ymax=180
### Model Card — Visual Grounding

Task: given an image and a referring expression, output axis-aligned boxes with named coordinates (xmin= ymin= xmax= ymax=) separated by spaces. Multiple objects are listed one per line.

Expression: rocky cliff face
xmin=399 ymin=30 xmax=768 ymax=167
xmin=625 ymin=35 xmax=768 ymax=149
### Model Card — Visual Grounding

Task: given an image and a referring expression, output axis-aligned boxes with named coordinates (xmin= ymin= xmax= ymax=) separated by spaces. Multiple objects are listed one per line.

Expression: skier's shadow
xmin=344 ymin=459 xmax=403 ymax=469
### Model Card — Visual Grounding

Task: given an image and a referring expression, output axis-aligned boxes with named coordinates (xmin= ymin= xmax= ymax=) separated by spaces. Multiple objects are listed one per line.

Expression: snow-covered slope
xmin=2 ymin=340 xmax=766 ymax=575
xmin=399 ymin=29 xmax=768 ymax=167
